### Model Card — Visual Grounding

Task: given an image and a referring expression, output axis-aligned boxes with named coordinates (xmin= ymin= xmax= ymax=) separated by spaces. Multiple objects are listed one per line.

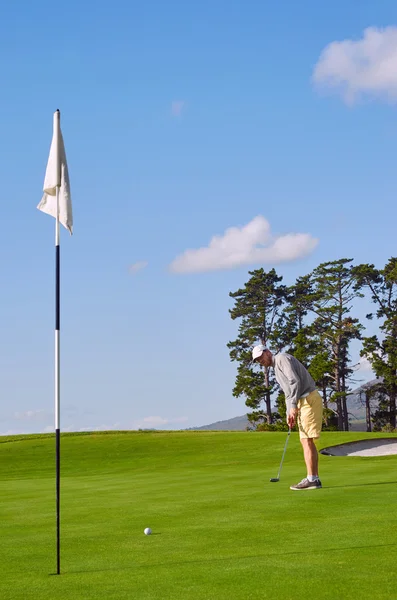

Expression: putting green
xmin=1 ymin=430 xmax=396 ymax=599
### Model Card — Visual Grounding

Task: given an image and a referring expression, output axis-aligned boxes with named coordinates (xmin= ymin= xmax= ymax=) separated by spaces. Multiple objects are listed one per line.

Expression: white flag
xmin=37 ymin=110 xmax=73 ymax=235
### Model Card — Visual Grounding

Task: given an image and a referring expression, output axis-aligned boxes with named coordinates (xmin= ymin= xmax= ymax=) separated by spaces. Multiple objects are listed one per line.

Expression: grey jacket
xmin=272 ymin=353 xmax=316 ymax=414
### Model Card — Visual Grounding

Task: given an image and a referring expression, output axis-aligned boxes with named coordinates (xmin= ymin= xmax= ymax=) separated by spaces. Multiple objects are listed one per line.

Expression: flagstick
xmin=55 ymin=109 xmax=61 ymax=575
xmin=38 ymin=108 xmax=72 ymax=575
xmin=55 ymin=185 xmax=61 ymax=575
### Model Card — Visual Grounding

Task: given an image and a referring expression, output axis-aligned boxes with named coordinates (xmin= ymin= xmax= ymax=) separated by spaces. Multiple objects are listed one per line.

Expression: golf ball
xmin=144 ymin=527 xmax=152 ymax=535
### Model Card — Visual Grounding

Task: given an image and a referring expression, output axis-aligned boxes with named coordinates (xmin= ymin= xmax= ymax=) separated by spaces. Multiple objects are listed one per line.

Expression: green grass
xmin=1 ymin=430 xmax=397 ymax=599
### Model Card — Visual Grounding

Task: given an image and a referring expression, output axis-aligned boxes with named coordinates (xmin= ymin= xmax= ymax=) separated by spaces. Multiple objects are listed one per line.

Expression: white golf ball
xmin=144 ymin=527 xmax=152 ymax=535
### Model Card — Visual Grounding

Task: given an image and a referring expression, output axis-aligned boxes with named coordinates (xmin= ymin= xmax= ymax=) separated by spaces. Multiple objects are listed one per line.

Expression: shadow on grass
xmin=325 ymin=481 xmax=397 ymax=489
xmin=56 ymin=542 xmax=397 ymax=576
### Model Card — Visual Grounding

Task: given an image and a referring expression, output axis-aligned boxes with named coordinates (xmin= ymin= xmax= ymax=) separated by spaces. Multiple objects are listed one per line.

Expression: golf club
xmin=270 ymin=428 xmax=291 ymax=482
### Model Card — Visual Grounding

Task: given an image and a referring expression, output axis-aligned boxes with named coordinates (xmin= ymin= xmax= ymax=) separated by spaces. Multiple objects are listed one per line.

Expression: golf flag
xmin=37 ymin=110 xmax=73 ymax=234
xmin=38 ymin=109 xmax=72 ymax=575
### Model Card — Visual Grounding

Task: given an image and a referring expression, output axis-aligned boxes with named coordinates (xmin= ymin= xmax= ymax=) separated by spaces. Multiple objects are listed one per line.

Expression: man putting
xmin=252 ymin=345 xmax=323 ymax=490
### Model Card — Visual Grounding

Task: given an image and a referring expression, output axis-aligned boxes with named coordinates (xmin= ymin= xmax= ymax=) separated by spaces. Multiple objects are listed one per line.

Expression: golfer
xmin=252 ymin=345 xmax=323 ymax=490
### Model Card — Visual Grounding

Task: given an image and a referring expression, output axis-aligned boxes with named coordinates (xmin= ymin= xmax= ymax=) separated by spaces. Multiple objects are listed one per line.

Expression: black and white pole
xmin=54 ymin=111 xmax=61 ymax=576
xmin=38 ymin=108 xmax=70 ymax=575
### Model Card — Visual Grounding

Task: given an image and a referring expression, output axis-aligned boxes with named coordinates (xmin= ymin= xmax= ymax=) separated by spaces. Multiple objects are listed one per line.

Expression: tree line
xmin=227 ymin=258 xmax=397 ymax=432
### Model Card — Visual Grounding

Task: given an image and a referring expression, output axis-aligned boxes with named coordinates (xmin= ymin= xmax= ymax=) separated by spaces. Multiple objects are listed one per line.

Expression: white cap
xmin=252 ymin=344 xmax=267 ymax=361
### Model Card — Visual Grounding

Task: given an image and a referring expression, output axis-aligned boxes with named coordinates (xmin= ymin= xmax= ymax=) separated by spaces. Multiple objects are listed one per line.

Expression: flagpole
xmin=55 ymin=111 xmax=61 ymax=576
xmin=37 ymin=108 xmax=73 ymax=575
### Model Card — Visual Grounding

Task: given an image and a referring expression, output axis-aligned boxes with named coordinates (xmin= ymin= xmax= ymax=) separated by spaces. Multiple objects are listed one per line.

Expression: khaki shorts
xmin=297 ymin=390 xmax=323 ymax=439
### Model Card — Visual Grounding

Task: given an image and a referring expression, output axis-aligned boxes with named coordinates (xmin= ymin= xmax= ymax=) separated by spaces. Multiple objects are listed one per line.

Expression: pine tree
xmin=284 ymin=275 xmax=316 ymax=366
xmin=284 ymin=275 xmax=337 ymax=428
xmin=354 ymin=258 xmax=397 ymax=429
xmin=358 ymin=381 xmax=386 ymax=432
xmin=228 ymin=269 xmax=287 ymax=426
xmin=308 ymin=259 xmax=364 ymax=430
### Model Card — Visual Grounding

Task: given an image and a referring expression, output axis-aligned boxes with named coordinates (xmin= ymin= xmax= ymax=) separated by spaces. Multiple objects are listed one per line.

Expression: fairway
xmin=1 ymin=431 xmax=397 ymax=600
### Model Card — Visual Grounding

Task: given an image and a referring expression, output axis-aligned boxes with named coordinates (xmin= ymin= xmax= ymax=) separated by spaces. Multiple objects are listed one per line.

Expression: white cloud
xmin=356 ymin=348 xmax=383 ymax=375
xmin=171 ymin=100 xmax=185 ymax=117
xmin=41 ymin=425 xmax=54 ymax=433
xmin=129 ymin=261 xmax=148 ymax=275
xmin=313 ymin=26 xmax=397 ymax=104
xmin=91 ymin=423 xmax=121 ymax=432
xmin=169 ymin=216 xmax=318 ymax=274
xmin=132 ymin=416 xmax=188 ymax=429
xmin=14 ymin=409 xmax=47 ymax=421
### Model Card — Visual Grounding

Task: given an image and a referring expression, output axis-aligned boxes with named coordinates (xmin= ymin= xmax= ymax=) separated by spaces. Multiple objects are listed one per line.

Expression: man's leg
xmin=290 ymin=393 xmax=322 ymax=490
xmin=290 ymin=437 xmax=321 ymax=489
xmin=300 ymin=437 xmax=318 ymax=477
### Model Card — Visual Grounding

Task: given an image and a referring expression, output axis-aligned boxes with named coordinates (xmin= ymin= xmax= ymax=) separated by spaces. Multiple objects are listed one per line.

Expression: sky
xmin=1 ymin=0 xmax=397 ymax=435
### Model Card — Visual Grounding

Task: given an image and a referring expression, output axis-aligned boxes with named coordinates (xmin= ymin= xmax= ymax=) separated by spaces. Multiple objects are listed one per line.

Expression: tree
xmin=256 ymin=390 xmax=289 ymax=431
xmin=283 ymin=275 xmax=336 ymax=428
xmin=228 ymin=269 xmax=287 ymax=426
xmin=284 ymin=275 xmax=316 ymax=366
xmin=307 ymin=347 xmax=337 ymax=428
xmin=308 ymin=259 xmax=364 ymax=430
xmin=354 ymin=258 xmax=397 ymax=429
xmin=372 ymin=386 xmax=395 ymax=431
xmin=358 ymin=381 xmax=385 ymax=432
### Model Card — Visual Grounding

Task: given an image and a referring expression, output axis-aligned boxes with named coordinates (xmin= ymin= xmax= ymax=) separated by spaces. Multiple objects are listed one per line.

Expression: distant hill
xmin=191 ymin=379 xmax=383 ymax=432
xmin=189 ymin=415 xmax=250 ymax=431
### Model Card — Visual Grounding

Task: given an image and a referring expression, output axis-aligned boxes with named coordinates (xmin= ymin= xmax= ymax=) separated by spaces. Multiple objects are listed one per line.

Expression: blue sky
xmin=1 ymin=0 xmax=397 ymax=434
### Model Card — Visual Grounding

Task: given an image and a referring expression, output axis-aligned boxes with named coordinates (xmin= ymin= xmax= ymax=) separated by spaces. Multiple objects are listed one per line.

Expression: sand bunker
xmin=321 ymin=438 xmax=397 ymax=457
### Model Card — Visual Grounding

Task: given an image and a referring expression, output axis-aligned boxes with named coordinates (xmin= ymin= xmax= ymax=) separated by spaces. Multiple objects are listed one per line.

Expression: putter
xmin=270 ymin=428 xmax=291 ymax=482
